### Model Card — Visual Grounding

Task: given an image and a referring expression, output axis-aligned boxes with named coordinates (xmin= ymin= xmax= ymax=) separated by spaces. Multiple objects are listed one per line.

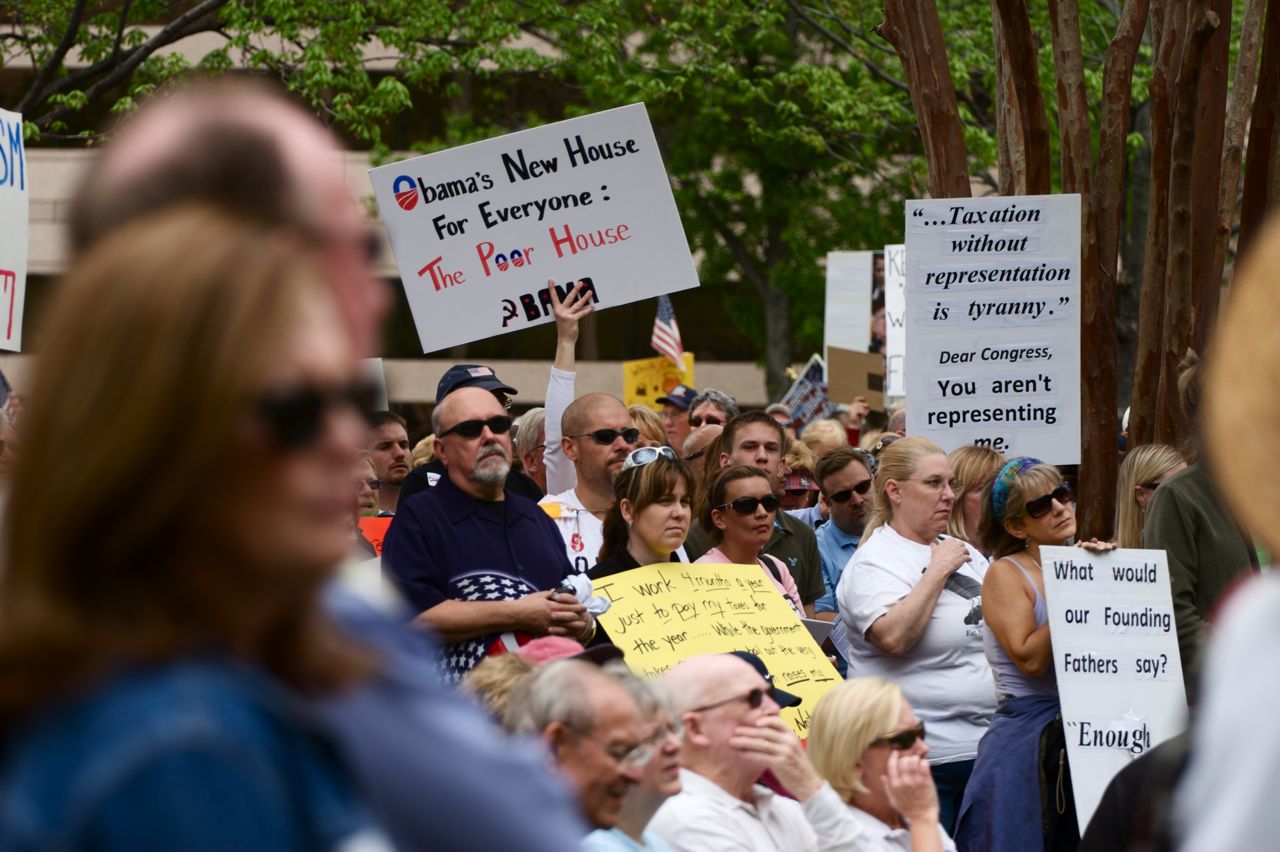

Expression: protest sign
xmin=358 ymin=517 xmax=393 ymax=556
xmin=592 ymin=562 xmax=839 ymax=736
xmin=369 ymin=104 xmax=699 ymax=352
xmin=904 ymin=194 xmax=1081 ymax=462
xmin=1040 ymin=546 xmax=1188 ymax=832
xmin=623 ymin=353 xmax=694 ymax=409
xmin=823 ymin=251 xmax=874 ymax=360
xmin=884 ymin=243 xmax=906 ymax=397
xmin=779 ymin=354 xmax=838 ymax=431
xmin=826 ymin=346 xmax=885 ymax=417
xmin=361 ymin=358 xmax=389 ymax=410
xmin=0 ymin=109 xmax=28 ymax=352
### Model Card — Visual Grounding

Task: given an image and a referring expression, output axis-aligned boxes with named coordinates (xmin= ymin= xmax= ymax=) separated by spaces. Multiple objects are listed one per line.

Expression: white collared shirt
xmin=648 ymin=769 xmax=871 ymax=852
xmin=837 ymin=805 xmax=957 ymax=852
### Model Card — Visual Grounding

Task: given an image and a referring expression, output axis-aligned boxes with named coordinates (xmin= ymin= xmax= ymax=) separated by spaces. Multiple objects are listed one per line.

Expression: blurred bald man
xmin=65 ymin=80 xmax=585 ymax=851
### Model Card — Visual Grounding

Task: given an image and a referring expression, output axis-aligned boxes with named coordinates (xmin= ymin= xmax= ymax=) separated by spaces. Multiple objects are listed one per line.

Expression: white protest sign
xmin=1040 ymin=546 xmax=1188 ymax=833
xmin=823 ymin=251 xmax=873 ymax=360
xmin=884 ymin=243 xmax=906 ymax=397
xmin=369 ymin=104 xmax=698 ymax=352
xmin=361 ymin=357 xmax=389 ymax=410
xmin=0 ymin=109 xmax=28 ymax=352
xmin=904 ymin=194 xmax=1080 ymax=462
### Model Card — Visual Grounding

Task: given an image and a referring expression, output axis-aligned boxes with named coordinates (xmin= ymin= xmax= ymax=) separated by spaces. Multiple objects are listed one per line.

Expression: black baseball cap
xmin=728 ymin=651 xmax=802 ymax=708
xmin=656 ymin=384 xmax=698 ymax=410
xmin=435 ymin=364 xmax=518 ymax=404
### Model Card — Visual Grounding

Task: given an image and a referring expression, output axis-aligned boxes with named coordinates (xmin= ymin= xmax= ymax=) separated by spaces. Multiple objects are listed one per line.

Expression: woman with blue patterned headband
xmin=954 ymin=458 xmax=1115 ymax=852
xmin=835 ymin=436 xmax=995 ymax=835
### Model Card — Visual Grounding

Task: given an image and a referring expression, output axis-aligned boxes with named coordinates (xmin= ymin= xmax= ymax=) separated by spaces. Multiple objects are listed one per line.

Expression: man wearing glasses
xmin=649 ymin=653 xmax=868 ymax=851
xmin=384 ymin=387 xmax=593 ymax=682
xmin=813 ymin=447 xmax=876 ymax=622
xmin=507 ymin=660 xmax=649 ymax=832
xmin=540 ymin=393 xmax=645 ymax=574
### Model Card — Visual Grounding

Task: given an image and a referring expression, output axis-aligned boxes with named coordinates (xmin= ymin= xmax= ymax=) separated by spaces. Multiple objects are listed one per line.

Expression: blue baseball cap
xmin=656 ymin=384 xmax=698 ymax=410
xmin=728 ymin=651 xmax=802 ymax=708
xmin=436 ymin=364 xmax=518 ymax=404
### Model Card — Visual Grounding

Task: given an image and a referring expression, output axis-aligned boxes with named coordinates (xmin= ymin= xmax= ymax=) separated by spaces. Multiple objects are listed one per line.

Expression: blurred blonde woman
xmin=628 ymin=404 xmax=667 ymax=448
xmin=1113 ymin=444 xmax=1186 ymax=548
xmin=410 ymin=435 xmax=436 ymax=469
xmin=808 ymin=677 xmax=953 ymax=851
xmin=946 ymin=446 xmax=1006 ymax=549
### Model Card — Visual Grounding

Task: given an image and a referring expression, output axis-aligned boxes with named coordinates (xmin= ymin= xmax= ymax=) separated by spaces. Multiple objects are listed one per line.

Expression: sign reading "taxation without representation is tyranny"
xmin=904 ymin=194 xmax=1081 ymax=462
xmin=369 ymin=104 xmax=699 ymax=352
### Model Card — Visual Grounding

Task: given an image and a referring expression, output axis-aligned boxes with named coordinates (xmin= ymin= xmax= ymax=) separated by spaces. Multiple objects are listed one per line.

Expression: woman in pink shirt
xmin=694 ymin=465 xmax=804 ymax=614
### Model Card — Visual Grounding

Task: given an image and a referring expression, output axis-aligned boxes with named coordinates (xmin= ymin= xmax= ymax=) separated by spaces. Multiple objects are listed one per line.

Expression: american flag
xmin=651 ymin=294 xmax=684 ymax=367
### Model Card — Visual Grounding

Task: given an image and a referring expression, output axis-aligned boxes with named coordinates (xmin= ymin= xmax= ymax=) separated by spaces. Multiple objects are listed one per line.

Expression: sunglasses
xmin=691 ymin=686 xmax=767 ymax=714
xmin=622 ymin=445 xmax=678 ymax=472
xmin=871 ymin=722 xmax=926 ymax=750
xmin=570 ymin=427 xmax=641 ymax=446
xmin=439 ymin=414 xmax=513 ymax=440
xmin=353 ymin=478 xmax=384 ymax=491
xmin=715 ymin=494 xmax=781 ymax=515
xmin=1025 ymin=482 xmax=1072 ymax=520
xmin=689 ymin=414 xmax=724 ymax=428
xmin=254 ymin=378 xmax=379 ymax=451
xmin=827 ymin=479 xmax=873 ymax=503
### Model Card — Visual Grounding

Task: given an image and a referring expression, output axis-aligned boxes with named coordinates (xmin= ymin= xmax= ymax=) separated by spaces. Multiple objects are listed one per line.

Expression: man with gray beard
xmin=383 ymin=387 xmax=593 ymax=682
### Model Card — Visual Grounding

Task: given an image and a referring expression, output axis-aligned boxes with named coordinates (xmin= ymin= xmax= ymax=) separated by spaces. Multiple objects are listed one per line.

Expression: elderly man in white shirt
xmin=649 ymin=653 xmax=869 ymax=851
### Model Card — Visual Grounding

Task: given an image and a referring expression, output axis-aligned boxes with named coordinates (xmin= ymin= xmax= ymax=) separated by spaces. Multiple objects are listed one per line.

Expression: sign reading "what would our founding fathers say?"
xmin=1040 ymin=547 xmax=1187 ymax=833
xmin=904 ymin=194 xmax=1080 ymax=462
xmin=369 ymin=104 xmax=699 ymax=352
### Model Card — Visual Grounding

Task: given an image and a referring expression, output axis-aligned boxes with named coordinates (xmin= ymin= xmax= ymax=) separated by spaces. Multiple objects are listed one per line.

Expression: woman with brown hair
xmin=0 ymin=208 xmax=386 ymax=849
xmin=591 ymin=446 xmax=695 ymax=579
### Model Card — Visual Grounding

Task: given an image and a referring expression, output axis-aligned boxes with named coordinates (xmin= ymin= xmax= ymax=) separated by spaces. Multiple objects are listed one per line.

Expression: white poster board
xmin=1040 ymin=546 xmax=1188 ymax=833
xmin=0 ymin=109 xmax=28 ymax=352
xmin=903 ymin=194 xmax=1081 ymax=462
xmin=884 ymin=243 xmax=906 ymax=397
xmin=369 ymin=103 xmax=699 ymax=352
xmin=823 ymin=251 xmax=873 ymax=360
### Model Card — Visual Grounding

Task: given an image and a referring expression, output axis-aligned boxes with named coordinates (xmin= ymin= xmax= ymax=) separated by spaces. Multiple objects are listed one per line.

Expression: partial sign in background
xmin=823 ymin=251 xmax=873 ymax=360
xmin=779 ymin=354 xmax=838 ymax=432
xmin=1040 ymin=546 xmax=1188 ymax=832
xmin=827 ymin=346 xmax=885 ymax=417
xmin=592 ymin=562 xmax=839 ymax=737
xmin=0 ymin=109 xmax=28 ymax=352
xmin=623 ymin=353 xmax=694 ymax=409
xmin=904 ymin=194 xmax=1081 ymax=462
xmin=884 ymin=243 xmax=906 ymax=397
xmin=369 ymin=104 xmax=699 ymax=352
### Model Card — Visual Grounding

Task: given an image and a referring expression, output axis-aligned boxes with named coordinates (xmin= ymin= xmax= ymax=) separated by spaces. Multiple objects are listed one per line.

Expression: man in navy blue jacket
xmin=384 ymin=386 xmax=594 ymax=681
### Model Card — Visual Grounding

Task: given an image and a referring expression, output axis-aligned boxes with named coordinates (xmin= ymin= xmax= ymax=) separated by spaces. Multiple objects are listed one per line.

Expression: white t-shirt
xmin=838 ymin=805 xmax=957 ymax=852
xmin=538 ymin=488 xmax=602 ymax=575
xmin=835 ymin=524 xmax=995 ymax=763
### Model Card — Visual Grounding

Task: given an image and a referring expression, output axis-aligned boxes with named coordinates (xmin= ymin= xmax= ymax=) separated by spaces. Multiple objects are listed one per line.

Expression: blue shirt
xmin=583 ymin=827 xmax=673 ymax=851
xmin=314 ymin=586 xmax=587 ymax=851
xmin=0 ymin=661 xmax=381 ymax=851
xmin=382 ymin=471 xmax=574 ymax=680
xmin=814 ymin=521 xmax=860 ymax=614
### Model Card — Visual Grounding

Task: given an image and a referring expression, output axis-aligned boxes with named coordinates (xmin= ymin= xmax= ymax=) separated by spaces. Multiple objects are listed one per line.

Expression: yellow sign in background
xmin=592 ymin=562 xmax=839 ymax=736
xmin=622 ymin=353 xmax=694 ymax=410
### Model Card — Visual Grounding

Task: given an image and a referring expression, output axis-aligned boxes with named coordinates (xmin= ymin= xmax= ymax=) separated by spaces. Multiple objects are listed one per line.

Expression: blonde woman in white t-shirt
xmin=835 ymin=437 xmax=995 ymax=834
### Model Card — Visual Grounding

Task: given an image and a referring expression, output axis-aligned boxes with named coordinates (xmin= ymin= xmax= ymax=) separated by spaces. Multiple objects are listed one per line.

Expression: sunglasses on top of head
xmin=255 ymin=378 xmax=380 ymax=451
xmin=826 ymin=479 xmax=873 ymax=504
xmin=622 ymin=445 xmax=678 ymax=471
xmin=570 ymin=427 xmax=641 ymax=446
xmin=1024 ymin=482 xmax=1072 ymax=519
xmin=439 ymin=414 xmax=514 ymax=440
xmin=715 ymin=494 xmax=781 ymax=515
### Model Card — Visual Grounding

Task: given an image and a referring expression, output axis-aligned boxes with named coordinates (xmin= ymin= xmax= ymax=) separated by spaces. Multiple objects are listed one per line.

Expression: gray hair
xmin=515 ymin=407 xmax=546 ymax=456
xmin=689 ymin=388 xmax=739 ymax=420
xmin=602 ymin=660 xmax=670 ymax=719
xmin=887 ymin=407 xmax=907 ymax=434
xmin=504 ymin=659 xmax=602 ymax=735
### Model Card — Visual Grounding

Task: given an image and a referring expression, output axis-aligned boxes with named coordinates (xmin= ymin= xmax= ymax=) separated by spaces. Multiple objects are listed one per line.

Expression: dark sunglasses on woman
xmin=255 ymin=378 xmax=380 ymax=451
xmin=715 ymin=494 xmax=781 ymax=515
xmin=1025 ymin=482 xmax=1072 ymax=520
xmin=872 ymin=722 xmax=926 ymax=750
xmin=688 ymin=414 xmax=723 ymax=428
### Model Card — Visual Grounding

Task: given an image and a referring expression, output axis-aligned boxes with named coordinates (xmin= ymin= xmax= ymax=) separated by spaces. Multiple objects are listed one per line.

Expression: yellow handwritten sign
xmin=592 ymin=562 xmax=839 ymax=736
xmin=622 ymin=353 xmax=694 ymax=410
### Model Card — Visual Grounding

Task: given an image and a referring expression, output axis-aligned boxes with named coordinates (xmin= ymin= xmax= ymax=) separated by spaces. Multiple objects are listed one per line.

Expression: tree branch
xmin=16 ymin=0 xmax=89 ymax=114
xmin=1214 ymin=0 xmax=1264 ymax=288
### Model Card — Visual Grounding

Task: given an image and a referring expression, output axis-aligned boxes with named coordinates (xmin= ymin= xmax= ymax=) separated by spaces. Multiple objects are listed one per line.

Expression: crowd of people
xmin=0 ymin=79 xmax=1271 ymax=852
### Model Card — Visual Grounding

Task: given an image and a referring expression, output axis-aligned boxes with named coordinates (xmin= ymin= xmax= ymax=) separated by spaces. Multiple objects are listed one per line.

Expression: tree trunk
xmin=1188 ymin=0 xmax=1231 ymax=355
xmin=993 ymin=0 xmax=1052 ymax=194
xmin=1214 ymin=0 xmax=1266 ymax=292
xmin=1117 ymin=100 xmax=1152 ymax=418
xmin=991 ymin=1 xmax=1021 ymax=195
xmin=1156 ymin=6 xmax=1218 ymax=449
xmin=1130 ymin=0 xmax=1185 ymax=446
xmin=1238 ymin=0 xmax=1280 ymax=264
xmin=879 ymin=0 xmax=972 ymax=197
